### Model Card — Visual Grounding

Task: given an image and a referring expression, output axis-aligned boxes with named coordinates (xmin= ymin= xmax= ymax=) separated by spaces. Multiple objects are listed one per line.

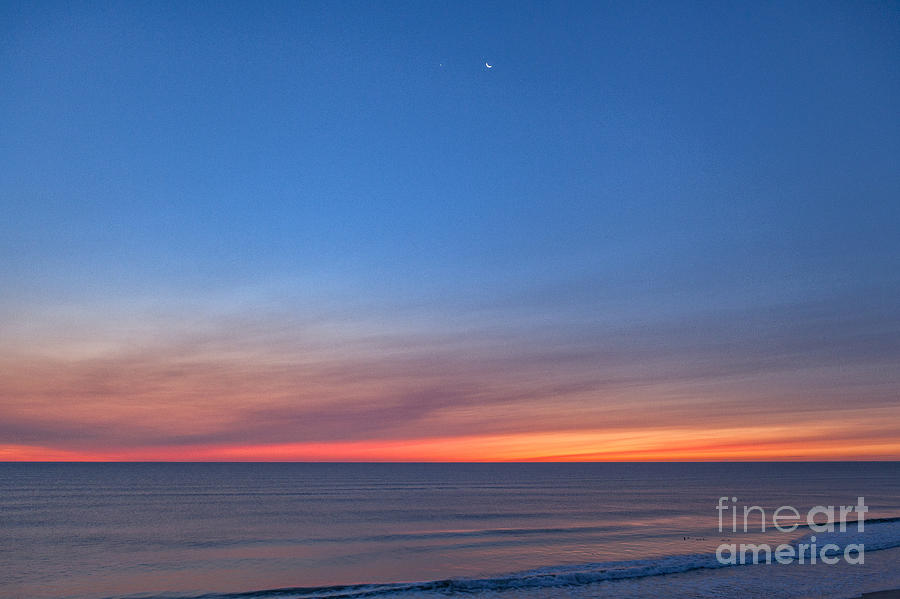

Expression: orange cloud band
xmin=4 ymin=423 xmax=899 ymax=462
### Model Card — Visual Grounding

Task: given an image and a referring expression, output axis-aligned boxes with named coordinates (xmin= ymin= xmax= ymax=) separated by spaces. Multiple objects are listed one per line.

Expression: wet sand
xmin=861 ymin=591 xmax=900 ymax=599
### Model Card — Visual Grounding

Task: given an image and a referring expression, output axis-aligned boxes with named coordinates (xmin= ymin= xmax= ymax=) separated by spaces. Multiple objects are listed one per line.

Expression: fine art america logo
xmin=715 ymin=496 xmax=868 ymax=565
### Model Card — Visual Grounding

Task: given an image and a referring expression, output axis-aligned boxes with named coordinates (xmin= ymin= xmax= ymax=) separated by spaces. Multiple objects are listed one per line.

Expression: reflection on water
xmin=1 ymin=462 xmax=899 ymax=598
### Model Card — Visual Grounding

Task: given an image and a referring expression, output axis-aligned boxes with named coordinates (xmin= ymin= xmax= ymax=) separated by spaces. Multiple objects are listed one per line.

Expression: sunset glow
xmin=4 ymin=421 xmax=900 ymax=463
xmin=2 ymin=1 xmax=898 ymax=463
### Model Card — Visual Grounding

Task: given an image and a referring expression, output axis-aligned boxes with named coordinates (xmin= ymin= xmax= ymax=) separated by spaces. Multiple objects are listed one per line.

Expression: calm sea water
xmin=1 ymin=462 xmax=899 ymax=599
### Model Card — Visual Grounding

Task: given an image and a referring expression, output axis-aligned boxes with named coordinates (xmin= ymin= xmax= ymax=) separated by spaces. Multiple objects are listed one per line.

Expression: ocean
xmin=2 ymin=462 xmax=899 ymax=599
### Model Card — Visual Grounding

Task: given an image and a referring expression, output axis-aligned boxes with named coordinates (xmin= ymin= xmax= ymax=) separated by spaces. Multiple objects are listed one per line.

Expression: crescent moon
xmin=485 ymin=62 xmax=493 ymax=68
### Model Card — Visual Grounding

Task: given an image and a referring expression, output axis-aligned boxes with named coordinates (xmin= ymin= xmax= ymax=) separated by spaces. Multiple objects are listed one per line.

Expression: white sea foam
xmin=140 ymin=520 xmax=900 ymax=598
xmin=792 ymin=517 xmax=900 ymax=554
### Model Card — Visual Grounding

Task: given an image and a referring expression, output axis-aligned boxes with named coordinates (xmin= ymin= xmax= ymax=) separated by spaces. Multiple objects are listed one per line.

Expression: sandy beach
xmin=862 ymin=591 xmax=900 ymax=599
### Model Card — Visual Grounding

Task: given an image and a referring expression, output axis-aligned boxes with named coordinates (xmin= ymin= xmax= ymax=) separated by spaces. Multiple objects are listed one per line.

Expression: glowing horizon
xmin=2 ymin=290 xmax=897 ymax=462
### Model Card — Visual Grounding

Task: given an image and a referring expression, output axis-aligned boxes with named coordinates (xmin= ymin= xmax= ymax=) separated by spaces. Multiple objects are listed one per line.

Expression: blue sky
xmin=1 ymin=1 xmax=899 ymax=459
